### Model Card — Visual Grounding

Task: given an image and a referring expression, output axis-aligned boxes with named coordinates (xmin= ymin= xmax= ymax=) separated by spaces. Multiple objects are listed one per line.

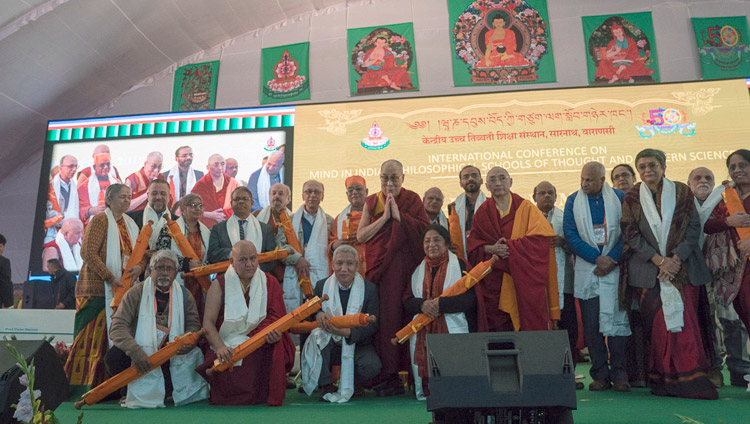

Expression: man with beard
xmin=126 ymin=152 xmax=166 ymax=212
xmin=448 ymin=166 xmax=487 ymax=261
xmin=423 ymin=187 xmax=448 ymax=230
xmin=42 ymin=218 xmax=84 ymax=272
xmin=248 ymin=150 xmax=284 ymax=212
xmin=329 ymin=176 xmax=368 ymax=275
xmin=255 ymin=183 xmax=298 ymax=282
xmin=165 ymin=146 xmax=204 ymax=203
xmin=689 ymin=166 xmax=749 ymax=387
xmin=357 ymin=159 xmax=429 ymax=396
xmin=127 ymin=179 xmax=172 ymax=252
xmin=611 ymin=164 xmax=637 ymax=192
xmin=77 ymin=144 xmax=122 ymax=186
xmin=191 ymin=154 xmax=239 ymax=228
xmin=106 ymin=250 xmax=208 ymax=408
xmin=46 ymin=155 xmax=80 ymax=242
xmin=78 ymin=152 xmax=120 ymax=225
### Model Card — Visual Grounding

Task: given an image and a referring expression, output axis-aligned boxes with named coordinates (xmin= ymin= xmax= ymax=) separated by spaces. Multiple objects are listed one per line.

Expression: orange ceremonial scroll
xmin=205 ymin=295 xmax=328 ymax=376
xmin=288 ymin=313 xmax=376 ymax=334
xmin=184 ymin=248 xmax=291 ymax=279
xmin=74 ymin=329 xmax=205 ymax=409
xmin=111 ymin=222 xmax=153 ymax=310
xmin=277 ymin=212 xmax=314 ymax=298
xmin=391 ymin=255 xmax=498 ymax=345
xmin=165 ymin=218 xmax=212 ymax=291
xmin=447 ymin=203 xmax=465 ymax=261
xmin=44 ymin=215 xmax=64 ymax=230
xmin=723 ymin=186 xmax=750 ymax=255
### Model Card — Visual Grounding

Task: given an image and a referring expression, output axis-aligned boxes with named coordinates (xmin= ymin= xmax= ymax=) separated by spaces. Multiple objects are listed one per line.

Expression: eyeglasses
xmin=95 ymin=162 xmax=111 ymax=167
xmin=461 ymin=172 xmax=480 ymax=180
xmin=303 ymin=189 xmax=322 ymax=195
xmin=637 ymin=162 xmax=662 ymax=171
xmin=186 ymin=202 xmax=204 ymax=209
xmin=152 ymin=265 xmax=176 ymax=272
xmin=612 ymin=172 xmax=633 ymax=180
xmin=380 ymin=175 xmax=402 ymax=183
xmin=177 ymin=153 xmax=193 ymax=158
xmin=60 ymin=164 xmax=78 ymax=169
xmin=232 ymin=196 xmax=251 ymax=202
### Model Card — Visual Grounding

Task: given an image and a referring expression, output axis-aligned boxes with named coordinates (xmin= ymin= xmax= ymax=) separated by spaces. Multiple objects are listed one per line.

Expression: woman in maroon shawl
xmin=620 ymin=149 xmax=717 ymax=400
xmin=704 ymin=149 xmax=750 ymax=335
xmin=403 ymin=224 xmax=476 ymax=399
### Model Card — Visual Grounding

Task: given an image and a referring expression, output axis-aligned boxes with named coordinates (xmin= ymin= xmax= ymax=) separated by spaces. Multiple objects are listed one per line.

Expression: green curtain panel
xmin=582 ymin=12 xmax=659 ymax=85
xmin=448 ymin=0 xmax=555 ymax=86
xmin=347 ymin=22 xmax=419 ymax=96
xmin=692 ymin=16 xmax=750 ymax=80
xmin=261 ymin=42 xmax=311 ymax=104
xmin=172 ymin=60 xmax=220 ymax=111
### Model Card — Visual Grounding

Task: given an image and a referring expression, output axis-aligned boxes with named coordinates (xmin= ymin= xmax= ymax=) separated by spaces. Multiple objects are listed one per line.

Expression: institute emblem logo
xmin=361 ymin=122 xmax=390 ymax=150
xmin=264 ymin=136 xmax=280 ymax=152
xmin=263 ymin=49 xmax=308 ymax=100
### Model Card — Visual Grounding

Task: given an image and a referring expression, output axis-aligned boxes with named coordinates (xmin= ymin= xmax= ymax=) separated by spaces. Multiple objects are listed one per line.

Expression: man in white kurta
xmin=449 ymin=166 xmax=486 ymax=258
xmin=282 ymin=180 xmax=333 ymax=313
xmin=106 ymin=250 xmax=207 ymax=408
xmin=46 ymin=155 xmax=80 ymax=242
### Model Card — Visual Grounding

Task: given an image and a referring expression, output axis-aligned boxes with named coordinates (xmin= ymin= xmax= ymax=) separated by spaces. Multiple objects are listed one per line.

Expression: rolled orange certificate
xmin=74 ymin=329 xmax=205 ymax=409
xmin=448 ymin=203 xmax=466 ymax=261
xmin=111 ymin=222 xmax=153 ymax=309
xmin=391 ymin=255 xmax=498 ymax=345
xmin=206 ymin=295 xmax=328 ymax=376
xmin=288 ymin=313 xmax=376 ymax=334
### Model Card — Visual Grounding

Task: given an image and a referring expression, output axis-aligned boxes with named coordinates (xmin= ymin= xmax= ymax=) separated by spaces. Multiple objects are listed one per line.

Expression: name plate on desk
xmin=0 ymin=309 xmax=76 ymax=344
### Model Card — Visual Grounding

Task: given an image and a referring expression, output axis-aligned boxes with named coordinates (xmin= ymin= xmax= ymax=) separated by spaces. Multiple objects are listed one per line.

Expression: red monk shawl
xmin=364 ymin=188 xmax=429 ymax=375
xmin=190 ymin=173 xmax=237 ymax=228
xmin=467 ymin=192 xmax=559 ymax=332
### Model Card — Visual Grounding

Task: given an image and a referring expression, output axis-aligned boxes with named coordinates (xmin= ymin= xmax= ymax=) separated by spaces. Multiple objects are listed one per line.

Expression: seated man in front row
xmin=301 ymin=244 xmax=381 ymax=402
xmin=106 ymin=250 xmax=208 ymax=408
xmin=197 ymin=240 xmax=295 ymax=406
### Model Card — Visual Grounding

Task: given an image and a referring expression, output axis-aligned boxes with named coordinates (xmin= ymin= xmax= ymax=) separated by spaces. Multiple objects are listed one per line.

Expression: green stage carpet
xmin=54 ymin=366 xmax=748 ymax=424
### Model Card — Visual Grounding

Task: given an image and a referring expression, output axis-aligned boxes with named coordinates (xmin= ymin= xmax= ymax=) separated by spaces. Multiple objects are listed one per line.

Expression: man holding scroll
xmin=106 ymin=250 xmax=207 ymax=408
xmin=198 ymin=240 xmax=295 ymax=406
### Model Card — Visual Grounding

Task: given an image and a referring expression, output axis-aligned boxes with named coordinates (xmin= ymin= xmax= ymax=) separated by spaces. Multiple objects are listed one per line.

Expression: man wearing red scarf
xmin=357 ymin=159 xmax=429 ymax=396
xmin=467 ymin=167 xmax=560 ymax=332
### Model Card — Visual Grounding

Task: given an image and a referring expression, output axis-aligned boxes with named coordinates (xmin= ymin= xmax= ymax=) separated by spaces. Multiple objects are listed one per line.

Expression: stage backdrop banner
xmin=261 ymin=42 xmax=311 ymax=105
xmin=692 ymin=17 xmax=750 ymax=80
xmin=448 ymin=0 xmax=555 ymax=86
xmin=582 ymin=12 xmax=659 ymax=85
xmin=347 ymin=22 xmax=419 ymax=96
xmin=292 ymin=79 xmax=750 ymax=213
xmin=172 ymin=60 xmax=220 ymax=111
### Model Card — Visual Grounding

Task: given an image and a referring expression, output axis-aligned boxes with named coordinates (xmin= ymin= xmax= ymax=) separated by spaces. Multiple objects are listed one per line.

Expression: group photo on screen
xmin=34 ymin=129 xmax=289 ymax=275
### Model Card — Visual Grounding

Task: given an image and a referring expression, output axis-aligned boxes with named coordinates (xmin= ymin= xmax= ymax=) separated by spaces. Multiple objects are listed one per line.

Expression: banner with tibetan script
xmin=692 ymin=17 xmax=750 ymax=80
xmin=347 ymin=22 xmax=419 ymax=96
xmin=582 ymin=12 xmax=659 ymax=85
xmin=292 ymin=79 xmax=750 ymax=213
xmin=448 ymin=0 xmax=555 ymax=86
xmin=172 ymin=60 xmax=220 ymax=111
xmin=261 ymin=42 xmax=311 ymax=104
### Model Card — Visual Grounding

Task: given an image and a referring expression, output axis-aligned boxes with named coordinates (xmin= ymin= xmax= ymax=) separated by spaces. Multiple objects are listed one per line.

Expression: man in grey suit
xmin=0 ymin=234 xmax=13 ymax=308
xmin=207 ymin=186 xmax=279 ymax=273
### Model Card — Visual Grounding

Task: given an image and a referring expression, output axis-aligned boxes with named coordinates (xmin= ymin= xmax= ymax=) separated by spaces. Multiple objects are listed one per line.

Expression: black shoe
xmin=730 ymin=372 xmax=749 ymax=387
xmin=374 ymin=381 xmax=405 ymax=397
xmin=575 ymin=381 xmax=584 ymax=390
xmin=286 ymin=376 xmax=297 ymax=390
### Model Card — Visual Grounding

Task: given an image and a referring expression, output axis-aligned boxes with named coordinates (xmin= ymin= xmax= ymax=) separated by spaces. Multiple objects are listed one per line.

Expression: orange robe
xmin=190 ymin=174 xmax=235 ymax=228
xmin=328 ymin=210 xmax=366 ymax=275
xmin=77 ymin=177 xmax=110 ymax=225
xmin=467 ymin=192 xmax=559 ymax=332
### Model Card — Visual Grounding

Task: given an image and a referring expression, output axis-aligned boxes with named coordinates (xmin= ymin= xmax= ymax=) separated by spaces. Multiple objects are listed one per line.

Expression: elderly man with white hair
xmin=301 ymin=244 xmax=380 ymax=402
xmin=105 ymin=250 xmax=208 ymax=408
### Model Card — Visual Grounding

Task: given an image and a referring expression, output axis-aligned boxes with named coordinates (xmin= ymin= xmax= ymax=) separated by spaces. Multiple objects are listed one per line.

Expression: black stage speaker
xmin=21 ymin=281 xmax=57 ymax=309
xmin=426 ymin=331 xmax=576 ymax=424
xmin=0 ymin=340 xmax=68 ymax=424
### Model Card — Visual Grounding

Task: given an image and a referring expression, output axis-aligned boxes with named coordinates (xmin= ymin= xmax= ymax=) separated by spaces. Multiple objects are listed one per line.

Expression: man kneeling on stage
xmin=197 ymin=240 xmax=295 ymax=406
xmin=105 ymin=250 xmax=208 ymax=408
xmin=301 ymin=245 xmax=381 ymax=402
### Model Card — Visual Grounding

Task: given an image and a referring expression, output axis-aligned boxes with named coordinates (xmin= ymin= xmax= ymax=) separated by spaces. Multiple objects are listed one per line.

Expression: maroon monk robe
xmin=190 ymin=173 xmax=234 ymax=229
xmin=196 ymin=273 xmax=295 ymax=406
xmin=467 ymin=192 xmax=555 ymax=332
xmin=364 ymin=189 xmax=429 ymax=375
